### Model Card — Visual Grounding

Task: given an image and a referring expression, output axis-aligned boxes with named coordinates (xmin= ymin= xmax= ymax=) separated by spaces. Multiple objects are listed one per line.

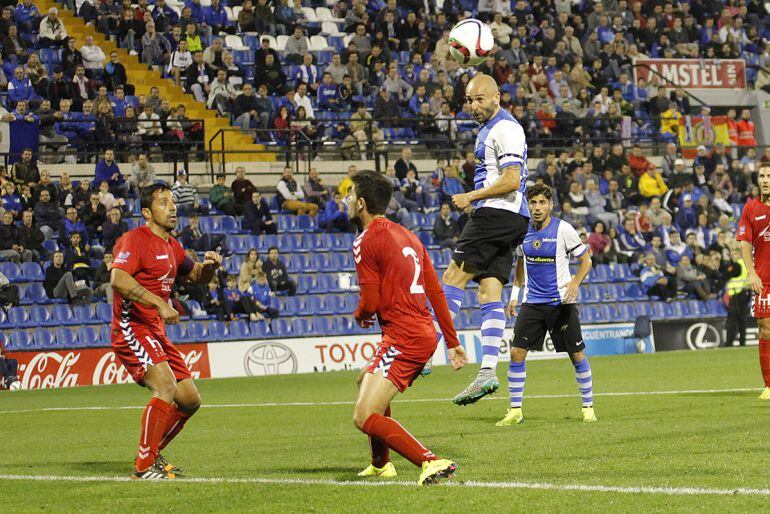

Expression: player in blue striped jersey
xmin=496 ymin=184 xmax=597 ymax=426
xmin=433 ymin=73 xmax=531 ymax=406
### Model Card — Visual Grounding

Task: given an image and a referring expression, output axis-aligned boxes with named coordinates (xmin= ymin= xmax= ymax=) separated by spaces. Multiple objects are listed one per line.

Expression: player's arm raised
xmin=184 ymin=250 xmax=223 ymax=284
xmin=110 ymin=267 xmax=180 ymax=325
xmin=506 ymin=256 xmax=524 ymax=318
xmin=422 ymin=248 xmax=467 ymax=370
xmin=452 ymin=164 xmax=521 ymax=210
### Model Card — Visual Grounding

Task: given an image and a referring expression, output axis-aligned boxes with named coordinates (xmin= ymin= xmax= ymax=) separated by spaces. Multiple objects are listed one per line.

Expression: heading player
xmin=438 ymin=73 xmax=530 ymax=405
xmin=497 ymin=184 xmax=596 ymax=426
xmin=737 ymin=164 xmax=770 ymax=399
xmin=348 ymin=170 xmax=467 ymax=486
xmin=110 ymin=183 xmax=222 ymax=480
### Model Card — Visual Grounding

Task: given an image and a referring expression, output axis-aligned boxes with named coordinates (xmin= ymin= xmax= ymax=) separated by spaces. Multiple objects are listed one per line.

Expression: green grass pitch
xmin=2 ymin=347 xmax=770 ymax=512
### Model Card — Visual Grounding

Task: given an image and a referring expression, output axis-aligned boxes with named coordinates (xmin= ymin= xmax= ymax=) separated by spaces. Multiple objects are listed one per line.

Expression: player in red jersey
xmin=347 ymin=170 xmax=468 ymax=486
xmin=110 ymin=183 xmax=222 ymax=480
xmin=737 ymin=165 xmax=770 ymax=399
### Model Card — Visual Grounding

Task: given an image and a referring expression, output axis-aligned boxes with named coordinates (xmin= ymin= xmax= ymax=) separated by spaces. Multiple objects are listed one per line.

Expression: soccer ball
xmin=8 ymin=380 xmax=21 ymax=391
xmin=449 ymin=19 xmax=495 ymax=67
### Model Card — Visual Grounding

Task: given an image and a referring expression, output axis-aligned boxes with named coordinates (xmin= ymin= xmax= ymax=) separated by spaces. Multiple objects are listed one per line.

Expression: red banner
xmin=634 ymin=59 xmax=746 ymax=89
xmin=7 ymin=344 xmax=211 ymax=390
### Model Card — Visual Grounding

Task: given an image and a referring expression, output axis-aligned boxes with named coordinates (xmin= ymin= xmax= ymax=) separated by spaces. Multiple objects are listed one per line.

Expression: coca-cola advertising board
xmin=7 ymin=344 xmax=211 ymax=390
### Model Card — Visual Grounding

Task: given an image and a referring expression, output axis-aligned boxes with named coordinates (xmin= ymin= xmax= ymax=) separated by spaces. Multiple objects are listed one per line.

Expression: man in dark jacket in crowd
xmin=243 ymin=191 xmax=276 ymax=235
xmin=17 ymin=209 xmax=46 ymax=261
xmin=262 ymin=246 xmax=296 ymax=296
xmin=432 ymin=202 xmax=459 ymax=249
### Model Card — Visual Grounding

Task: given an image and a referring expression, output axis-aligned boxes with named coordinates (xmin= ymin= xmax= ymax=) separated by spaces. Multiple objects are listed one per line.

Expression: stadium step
xmin=35 ymin=0 xmax=274 ymax=162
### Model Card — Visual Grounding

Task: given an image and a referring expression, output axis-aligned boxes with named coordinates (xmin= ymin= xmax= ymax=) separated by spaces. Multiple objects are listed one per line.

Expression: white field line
xmin=1 ymin=473 xmax=770 ymax=497
xmin=0 ymin=387 xmax=758 ymax=415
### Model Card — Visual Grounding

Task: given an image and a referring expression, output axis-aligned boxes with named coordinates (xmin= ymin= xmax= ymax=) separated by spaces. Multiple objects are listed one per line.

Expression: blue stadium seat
xmin=296 ymin=275 xmax=316 ymax=294
xmin=0 ymin=262 xmax=20 ymax=282
xmin=270 ymin=318 xmax=293 ymax=337
xmin=343 ymin=294 xmax=358 ymax=313
xmin=96 ymin=302 xmax=112 ymax=322
xmin=72 ymin=304 xmax=98 ymax=324
xmin=166 ymin=324 xmax=186 ymax=341
xmin=303 ymin=296 xmax=325 ymax=315
xmin=292 ymin=317 xmax=314 ymax=335
xmin=207 ymin=321 xmax=227 ymax=340
xmin=250 ymin=320 xmax=269 ymax=338
xmin=467 ymin=309 xmax=482 ymax=328
xmin=227 ymin=320 xmax=250 ymax=339
xmin=8 ymin=330 xmax=32 ymax=351
xmin=616 ymin=303 xmax=635 ymax=321
xmin=705 ymin=299 xmax=726 ymax=316
xmin=42 ymin=240 xmax=58 ymax=254
xmin=330 ymin=253 xmax=354 ymax=271
xmin=579 ymin=305 xmax=597 ymax=323
xmin=650 ymin=302 xmax=672 ymax=320
xmin=297 ymin=215 xmax=315 ymax=232
xmin=220 ymin=215 xmax=240 ymax=233
xmin=229 ymin=236 xmax=247 ymax=254
xmin=198 ymin=217 xmax=221 ymax=233
xmin=21 ymin=262 xmax=43 ymax=281
xmin=187 ymin=321 xmax=207 ymax=341
xmin=313 ymin=316 xmax=335 ymax=335
xmin=6 ymin=306 xmax=29 ymax=327
xmin=418 ymin=231 xmax=433 ymax=248
xmin=687 ymin=300 xmax=706 ymax=317
xmin=32 ymin=328 xmax=55 ymax=349
xmin=77 ymin=326 xmax=100 ymax=347
xmin=22 ymin=305 xmax=50 ymax=327
xmin=670 ymin=301 xmax=689 ymax=318
xmin=335 ymin=316 xmax=356 ymax=335
xmin=280 ymin=296 xmax=302 ymax=315
xmin=302 ymin=233 xmax=325 ymax=251
xmin=323 ymin=295 xmax=344 ymax=314
xmin=276 ymin=216 xmax=298 ymax=232
xmin=51 ymin=304 xmax=77 ymax=325
xmin=24 ymin=283 xmax=48 ymax=304
xmin=624 ymin=283 xmax=644 ymax=300
xmin=55 ymin=327 xmax=79 ymax=347
xmin=612 ymin=264 xmax=633 ymax=282
xmin=310 ymin=253 xmax=330 ymax=269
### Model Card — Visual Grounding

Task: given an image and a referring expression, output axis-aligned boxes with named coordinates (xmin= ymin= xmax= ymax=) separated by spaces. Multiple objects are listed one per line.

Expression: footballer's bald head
xmin=465 ymin=73 xmax=500 ymax=124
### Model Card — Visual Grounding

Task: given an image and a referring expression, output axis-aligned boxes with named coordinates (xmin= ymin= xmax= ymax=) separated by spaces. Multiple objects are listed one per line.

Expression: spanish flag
xmin=678 ymin=115 xmax=731 ymax=158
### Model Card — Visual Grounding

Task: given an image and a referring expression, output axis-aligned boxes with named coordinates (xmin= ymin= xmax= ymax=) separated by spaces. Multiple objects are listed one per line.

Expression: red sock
xmin=135 ymin=397 xmax=172 ymax=471
xmin=369 ymin=406 xmax=390 ymax=468
xmin=760 ymin=339 xmax=770 ymax=387
xmin=362 ymin=413 xmax=436 ymax=467
xmin=158 ymin=404 xmax=192 ymax=452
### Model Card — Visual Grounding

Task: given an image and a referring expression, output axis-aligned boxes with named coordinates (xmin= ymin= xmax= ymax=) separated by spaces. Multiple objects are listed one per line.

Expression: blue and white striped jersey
xmin=473 ymin=108 xmax=530 ymax=217
xmin=519 ymin=217 xmax=587 ymax=305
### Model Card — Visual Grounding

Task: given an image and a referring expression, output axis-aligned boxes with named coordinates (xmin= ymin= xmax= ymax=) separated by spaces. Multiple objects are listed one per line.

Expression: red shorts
xmin=752 ymin=284 xmax=770 ymax=319
xmin=366 ymin=342 xmax=432 ymax=393
xmin=111 ymin=323 xmax=191 ymax=385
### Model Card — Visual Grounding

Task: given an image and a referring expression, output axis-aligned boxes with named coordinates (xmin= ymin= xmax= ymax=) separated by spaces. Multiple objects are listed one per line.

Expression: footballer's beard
xmin=350 ymin=211 xmax=364 ymax=231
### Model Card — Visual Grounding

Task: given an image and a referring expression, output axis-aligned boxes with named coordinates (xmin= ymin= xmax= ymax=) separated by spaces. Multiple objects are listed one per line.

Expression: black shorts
xmin=452 ymin=207 xmax=529 ymax=285
xmin=511 ymin=303 xmax=585 ymax=354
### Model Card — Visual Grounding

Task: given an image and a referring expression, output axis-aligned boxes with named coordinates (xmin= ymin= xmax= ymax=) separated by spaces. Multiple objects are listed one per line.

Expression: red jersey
xmin=737 ymin=198 xmax=770 ymax=284
xmin=353 ymin=218 xmax=441 ymax=357
xmin=111 ymin=226 xmax=191 ymax=331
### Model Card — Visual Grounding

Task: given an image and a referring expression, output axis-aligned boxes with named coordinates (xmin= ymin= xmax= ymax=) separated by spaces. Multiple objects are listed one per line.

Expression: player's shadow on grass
xmin=71 ymin=461 xmax=128 ymax=474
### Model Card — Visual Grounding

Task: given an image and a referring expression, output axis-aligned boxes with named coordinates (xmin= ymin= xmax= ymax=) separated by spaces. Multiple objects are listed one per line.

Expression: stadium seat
xmin=313 ymin=316 xmax=335 ymax=335
xmin=280 ymin=296 xmax=302 ymax=316
xmin=0 ymin=262 xmax=20 ymax=282
xmin=250 ymin=320 xmax=269 ymax=338
xmin=96 ymin=302 xmax=112 ymax=322
xmin=650 ymin=302 xmax=672 ymax=320
xmin=297 ymin=215 xmax=315 ymax=232
xmin=624 ymin=283 xmax=644 ymax=300
xmin=6 ymin=306 xmax=30 ymax=328
xmin=323 ymin=295 xmax=345 ymax=314
xmin=225 ymin=34 xmax=248 ymax=50
xmin=310 ymin=253 xmax=330 ymax=270
xmin=705 ymin=299 xmax=727 ymax=316
xmin=24 ymin=283 xmax=49 ymax=304
xmin=270 ymin=318 xmax=292 ymax=337
xmin=166 ymin=324 xmax=186 ymax=341
xmin=187 ymin=321 xmax=207 ymax=341
xmin=77 ymin=326 xmax=100 ymax=347
xmin=296 ymin=275 xmax=316 ymax=294
xmin=99 ymin=326 xmax=111 ymax=346
xmin=207 ymin=321 xmax=227 ymax=340
xmin=21 ymin=262 xmax=44 ymax=281
xmin=227 ymin=320 xmax=250 ymax=340
xmin=42 ymin=240 xmax=58 ymax=254
xmin=616 ymin=303 xmax=636 ymax=322
xmin=303 ymin=296 xmax=325 ymax=315
xmin=8 ymin=330 xmax=32 ymax=351
xmin=73 ymin=304 xmax=98 ymax=325
xmin=292 ymin=317 xmax=314 ymax=336
xmin=220 ymin=215 xmax=240 ymax=233
xmin=670 ymin=301 xmax=689 ymax=318
xmin=51 ymin=304 xmax=78 ymax=326
xmin=32 ymin=328 xmax=55 ymax=349
xmin=229 ymin=236 xmax=247 ymax=254
xmin=55 ymin=327 xmax=79 ymax=348
xmin=343 ymin=295 xmax=358 ymax=313
xmin=335 ymin=316 xmax=356 ymax=335
xmin=687 ymin=300 xmax=707 ymax=317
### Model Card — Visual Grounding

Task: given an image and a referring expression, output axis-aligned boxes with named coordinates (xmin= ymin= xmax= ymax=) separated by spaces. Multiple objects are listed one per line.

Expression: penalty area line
xmin=1 ymin=473 xmax=769 ymax=497
xmin=0 ymin=387 xmax=758 ymax=415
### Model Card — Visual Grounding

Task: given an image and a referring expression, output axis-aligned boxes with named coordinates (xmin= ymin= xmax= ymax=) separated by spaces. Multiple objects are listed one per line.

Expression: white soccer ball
xmin=449 ymin=19 xmax=495 ymax=67
xmin=8 ymin=380 xmax=21 ymax=391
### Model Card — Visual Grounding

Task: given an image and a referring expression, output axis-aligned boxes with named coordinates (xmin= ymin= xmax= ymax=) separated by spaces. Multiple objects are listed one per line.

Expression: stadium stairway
xmin=35 ymin=0 xmax=274 ymax=162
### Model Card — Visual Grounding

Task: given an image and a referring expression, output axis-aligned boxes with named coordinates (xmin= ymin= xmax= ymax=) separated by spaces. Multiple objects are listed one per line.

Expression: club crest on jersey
xmin=532 ymin=239 xmax=542 ymax=249
xmin=114 ymin=251 xmax=131 ymax=264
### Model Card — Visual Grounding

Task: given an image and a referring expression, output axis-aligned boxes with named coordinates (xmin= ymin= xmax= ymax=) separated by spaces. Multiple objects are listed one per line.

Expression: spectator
xmin=33 ymin=189 xmax=60 ymax=238
xmin=242 ymin=190 xmax=276 ymax=235
xmin=17 ymin=210 xmax=45 ymax=261
xmin=80 ymin=35 xmax=105 ymax=79
xmin=203 ymin=0 xmax=230 ymax=36
xmin=250 ymin=272 xmax=279 ymax=319
xmin=665 ymin=229 xmax=692 ymax=267
xmin=439 ymin=166 xmax=464 ymax=205
xmin=14 ymin=0 xmax=41 ymax=34
xmin=616 ymin=217 xmax=646 ymax=262
xmin=130 ymin=153 xmax=155 ymax=197
xmin=43 ymin=251 xmax=92 ymax=304
xmin=2 ymin=25 xmax=29 ymax=63
xmin=11 ymin=148 xmax=40 ymax=187
xmin=394 ymin=146 xmax=418 ymax=180
xmin=186 ymin=51 xmax=213 ymax=103
xmin=284 ymin=25 xmax=309 ymax=64
xmin=676 ymin=254 xmax=712 ymax=301
xmin=1 ymin=182 xmax=23 ymax=219
xmin=640 ymin=252 xmax=678 ymax=303
xmin=167 ymin=39 xmax=192 ymax=87
xmin=207 ymin=68 xmax=237 ymax=116
xmin=401 ymin=169 xmax=430 ymax=212
xmin=584 ymin=179 xmax=617 ymax=226
xmin=101 ymin=206 xmax=127 ymax=251
xmin=92 ymin=251 xmax=113 ymax=303
xmin=338 ymin=164 xmax=356 ymax=196
xmin=676 ymin=194 xmax=698 ymax=232
xmin=80 ymin=191 xmax=107 ymax=240
xmin=171 ymin=169 xmax=208 ymax=216
xmin=8 ymin=67 xmax=37 ymax=108
xmin=432 ymin=202 xmax=459 ymax=249
xmin=628 ymin=145 xmax=655 ymax=176
xmin=276 ymin=167 xmax=318 ymax=217
xmin=320 ymin=192 xmax=356 ymax=233
xmin=93 ymin=148 xmax=129 ymax=198
xmin=178 ymin=212 xmax=228 ymax=254
xmin=39 ymin=7 xmax=67 ymax=48
xmin=223 ymin=273 xmax=265 ymax=322
xmin=203 ymin=278 xmax=225 ymax=321
xmin=639 ymin=167 xmax=669 ymax=198
xmin=97 ymin=180 xmax=126 ymax=213
xmin=303 ymin=167 xmax=329 ymax=210
xmin=202 ymin=37 xmax=225 ymax=71
xmin=141 ymin=21 xmax=170 ymax=67
xmin=587 ymin=221 xmax=615 ymax=265
xmin=263 ymin=246 xmax=296 ymax=296
xmin=231 ymin=166 xmax=256 ymax=209
xmin=233 ymin=83 xmax=268 ymax=133
xmin=59 ymin=206 xmax=89 ymax=244
xmin=0 ymin=335 xmax=19 ymax=388
xmin=64 ymin=232 xmax=92 ymax=282
xmin=238 ymin=248 xmax=262 ymax=292
xmin=0 ymin=211 xmax=32 ymax=262
xmin=204 ymin=173 xmax=235 ymax=216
